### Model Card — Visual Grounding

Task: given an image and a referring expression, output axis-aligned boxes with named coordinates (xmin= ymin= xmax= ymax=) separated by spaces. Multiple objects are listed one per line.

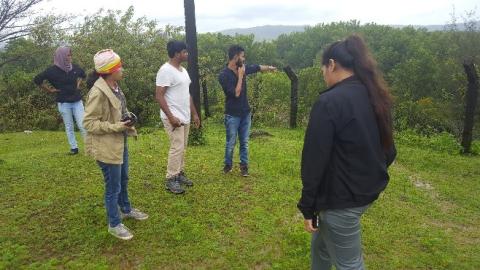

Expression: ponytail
xmin=322 ymin=34 xmax=394 ymax=151
xmin=86 ymin=71 xmax=108 ymax=89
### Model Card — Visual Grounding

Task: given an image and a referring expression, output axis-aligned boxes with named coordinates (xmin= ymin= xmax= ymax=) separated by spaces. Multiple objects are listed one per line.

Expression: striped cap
xmin=93 ymin=49 xmax=122 ymax=74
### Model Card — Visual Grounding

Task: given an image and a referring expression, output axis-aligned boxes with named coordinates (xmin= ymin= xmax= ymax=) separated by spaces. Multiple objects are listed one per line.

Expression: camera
xmin=121 ymin=111 xmax=138 ymax=126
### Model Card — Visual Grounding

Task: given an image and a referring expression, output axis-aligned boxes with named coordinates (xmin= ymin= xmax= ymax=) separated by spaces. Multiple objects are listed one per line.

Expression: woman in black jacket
xmin=298 ymin=35 xmax=396 ymax=270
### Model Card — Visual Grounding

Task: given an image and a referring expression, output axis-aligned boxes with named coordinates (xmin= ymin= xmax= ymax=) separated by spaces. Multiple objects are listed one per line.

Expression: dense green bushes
xmin=0 ymin=8 xmax=478 ymax=143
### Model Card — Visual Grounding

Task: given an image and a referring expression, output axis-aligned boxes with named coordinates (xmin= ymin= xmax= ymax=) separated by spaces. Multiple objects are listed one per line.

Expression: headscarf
xmin=54 ymin=46 xmax=72 ymax=73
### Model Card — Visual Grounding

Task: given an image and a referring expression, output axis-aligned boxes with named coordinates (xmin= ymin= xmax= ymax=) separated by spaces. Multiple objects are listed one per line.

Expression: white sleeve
xmin=156 ymin=67 xmax=172 ymax=87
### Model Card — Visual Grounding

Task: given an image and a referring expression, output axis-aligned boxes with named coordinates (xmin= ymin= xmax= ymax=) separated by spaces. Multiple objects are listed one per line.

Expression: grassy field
xmin=1 ymin=123 xmax=479 ymax=269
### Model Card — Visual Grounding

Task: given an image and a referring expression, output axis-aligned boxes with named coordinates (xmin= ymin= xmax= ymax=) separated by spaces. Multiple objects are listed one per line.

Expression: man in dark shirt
xmin=34 ymin=47 xmax=87 ymax=155
xmin=218 ymin=45 xmax=276 ymax=176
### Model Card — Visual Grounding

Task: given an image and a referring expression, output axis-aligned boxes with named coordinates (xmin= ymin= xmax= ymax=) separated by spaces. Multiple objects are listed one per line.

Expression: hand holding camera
xmin=121 ymin=111 xmax=138 ymax=128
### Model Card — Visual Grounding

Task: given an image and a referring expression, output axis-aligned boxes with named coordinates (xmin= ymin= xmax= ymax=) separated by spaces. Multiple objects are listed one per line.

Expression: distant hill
xmin=219 ymin=25 xmax=307 ymax=41
xmin=393 ymin=21 xmax=480 ymax=31
xmin=218 ymin=22 xmax=480 ymax=41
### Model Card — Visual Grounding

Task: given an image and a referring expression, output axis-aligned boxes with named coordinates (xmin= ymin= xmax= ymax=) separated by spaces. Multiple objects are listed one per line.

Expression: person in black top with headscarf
xmin=34 ymin=46 xmax=87 ymax=155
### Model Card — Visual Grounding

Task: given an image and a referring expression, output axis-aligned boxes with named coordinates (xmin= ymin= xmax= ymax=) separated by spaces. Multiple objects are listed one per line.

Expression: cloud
xmin=36 ymin=0 xmax=479 ymax=32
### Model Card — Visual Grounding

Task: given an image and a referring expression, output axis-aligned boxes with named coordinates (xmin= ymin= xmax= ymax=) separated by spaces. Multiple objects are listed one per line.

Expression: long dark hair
xmin=86 ymin=71 xmax=109 ymax=89
xmin=322 ymin=34 xmax=394 ymax=150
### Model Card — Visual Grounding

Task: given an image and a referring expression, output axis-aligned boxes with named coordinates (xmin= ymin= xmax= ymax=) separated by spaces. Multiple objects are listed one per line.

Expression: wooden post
xmin=284 ymin=65 xmax=299 ymax=129
xmin=202 ymin=79 xmax=210 ymax=118
xmin=250 ymin=76 xmax=261 ymax=123
xmin=461 ymin=59 xmax=479 ymax=154
xmin=184 ymin=0 xmax=201 ymax=121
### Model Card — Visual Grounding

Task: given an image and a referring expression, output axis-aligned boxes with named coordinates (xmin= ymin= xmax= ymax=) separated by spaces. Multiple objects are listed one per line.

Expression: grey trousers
xmin=311 ymin=205 xmax=370 ymax=270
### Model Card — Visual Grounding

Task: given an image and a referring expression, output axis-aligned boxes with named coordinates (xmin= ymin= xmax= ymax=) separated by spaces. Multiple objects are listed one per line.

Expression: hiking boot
xmin=121 ymin=208 xmax=149 ymax=221
xmin=69 ymin=148 xmax=79 ymax=155
xmin=165 ymin=176 xmax=185 ymax=194
xmin=108 ymin=223 xmax=133 ymax=240
xmin=178 ymin=171 xmax=193 ymax=187
xmin=223 ymin=164 xmax=233 ymax=174
xmin=240 ymin=164 xmax=249 ymax=177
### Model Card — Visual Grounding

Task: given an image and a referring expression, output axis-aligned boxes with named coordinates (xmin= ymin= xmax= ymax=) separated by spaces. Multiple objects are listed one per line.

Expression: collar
xmin=93 ymin=77 xmax=121 ymax=110
xmin=322 ymin=75 xmax=358 ymax=95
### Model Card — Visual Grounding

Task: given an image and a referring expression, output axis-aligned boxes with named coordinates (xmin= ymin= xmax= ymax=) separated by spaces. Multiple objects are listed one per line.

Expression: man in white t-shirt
xmin=155 ymin=40 xmax=200 ymax=194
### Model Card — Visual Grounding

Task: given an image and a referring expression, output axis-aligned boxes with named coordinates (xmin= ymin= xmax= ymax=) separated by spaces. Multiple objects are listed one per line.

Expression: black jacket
xmin=298 ymin=76 xmax=396 ymax=219
xmin=34 ymin=64 xmax=86 ymax=103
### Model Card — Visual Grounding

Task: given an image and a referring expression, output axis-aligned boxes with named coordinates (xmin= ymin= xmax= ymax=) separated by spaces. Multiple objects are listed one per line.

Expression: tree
xmin=70 ymin=7 xmax=170 ymax=126
xmin=0 ymin=0 xmax=69 ymax=69
xmin=0 ymin=0 xmax=43 ymax=43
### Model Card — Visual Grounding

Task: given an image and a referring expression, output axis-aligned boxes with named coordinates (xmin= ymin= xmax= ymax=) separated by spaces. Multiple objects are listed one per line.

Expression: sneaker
xmin=165 ymin=176 xmax=185 ymax=194
xmin=108 ymin=223 xmax=133 ymax=240
xmin=223 ymin=164 xmax=233 ymax=174
xmin=240 ymin=164 xmax=249 ymax=177
xmin=121 ymin=208 xmax=149 ymax=220
xmin=178 ymin=171 xmax=194 ymax=187
xmin=69 ymin=148 xmax=79 ymax=155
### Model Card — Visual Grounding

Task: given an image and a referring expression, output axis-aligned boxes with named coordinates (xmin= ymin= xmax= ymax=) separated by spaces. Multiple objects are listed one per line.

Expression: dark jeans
xmin=224 ymin=113 xmax=251 ymax=166
xmin=311 ymin=205 xmax=370 ymax=270
xmin=97 ymin=140 xmax=131 ymax=227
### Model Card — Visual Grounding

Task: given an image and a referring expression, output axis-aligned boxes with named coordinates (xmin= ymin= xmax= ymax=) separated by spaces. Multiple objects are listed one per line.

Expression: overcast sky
xmin=36 ymin=0 xmax=478 ymax=32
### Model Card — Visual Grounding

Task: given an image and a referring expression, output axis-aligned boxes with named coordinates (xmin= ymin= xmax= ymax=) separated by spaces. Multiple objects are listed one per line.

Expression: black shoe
xmin=69 ymin=148 xmax=79 ymax=155
xmin=178 ymin=171 xmax=193 ymax=187
xmin=165 ymin=176 xmax=185 ymax=194
xmin=223 ymin=164 xmax=233 ymax=174
xmin=240 ymin=164 xmax=249 ymax=177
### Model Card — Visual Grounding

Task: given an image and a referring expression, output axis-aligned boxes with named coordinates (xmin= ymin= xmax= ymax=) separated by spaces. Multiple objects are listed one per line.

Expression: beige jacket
xmin=83 ymin=77 xmax=136 ymax=164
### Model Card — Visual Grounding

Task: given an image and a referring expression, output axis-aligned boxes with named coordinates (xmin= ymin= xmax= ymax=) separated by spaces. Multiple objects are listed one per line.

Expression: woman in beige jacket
xmin=83 ymin=49 xmax=148 ymax=240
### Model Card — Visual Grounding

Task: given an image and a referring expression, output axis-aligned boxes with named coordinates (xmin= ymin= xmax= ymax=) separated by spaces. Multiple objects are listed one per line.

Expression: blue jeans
xmin=57 ymin=100 xmax=86 ymax=150
xmin=97 ymin=140 xmax=131 ymax=227
xmin=224 ymin=113 xmax=251 ymax=166
xmin=311 ymin=205 xmax=370 ymax=270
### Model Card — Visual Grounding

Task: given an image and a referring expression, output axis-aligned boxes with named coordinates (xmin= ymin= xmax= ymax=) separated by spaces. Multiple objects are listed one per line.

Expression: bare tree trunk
xmin=461 ymin=59 xmax=479 ymax=154
xmin=184 ymin=0 xmax=201 ymax=121
xmin=284 ymin=65 xmax=298 ymax=129
xmin=202 ymin=79 xmax=210 ymax=118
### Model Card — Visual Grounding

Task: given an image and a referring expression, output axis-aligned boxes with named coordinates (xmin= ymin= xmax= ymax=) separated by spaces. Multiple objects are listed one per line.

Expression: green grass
xmin=1 ymin=123 xmax=479 ymax=269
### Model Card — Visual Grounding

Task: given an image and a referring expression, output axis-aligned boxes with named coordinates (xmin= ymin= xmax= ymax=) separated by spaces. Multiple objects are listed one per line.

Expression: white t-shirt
xmin=156 ymin=62 xmax=192 ymax=124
